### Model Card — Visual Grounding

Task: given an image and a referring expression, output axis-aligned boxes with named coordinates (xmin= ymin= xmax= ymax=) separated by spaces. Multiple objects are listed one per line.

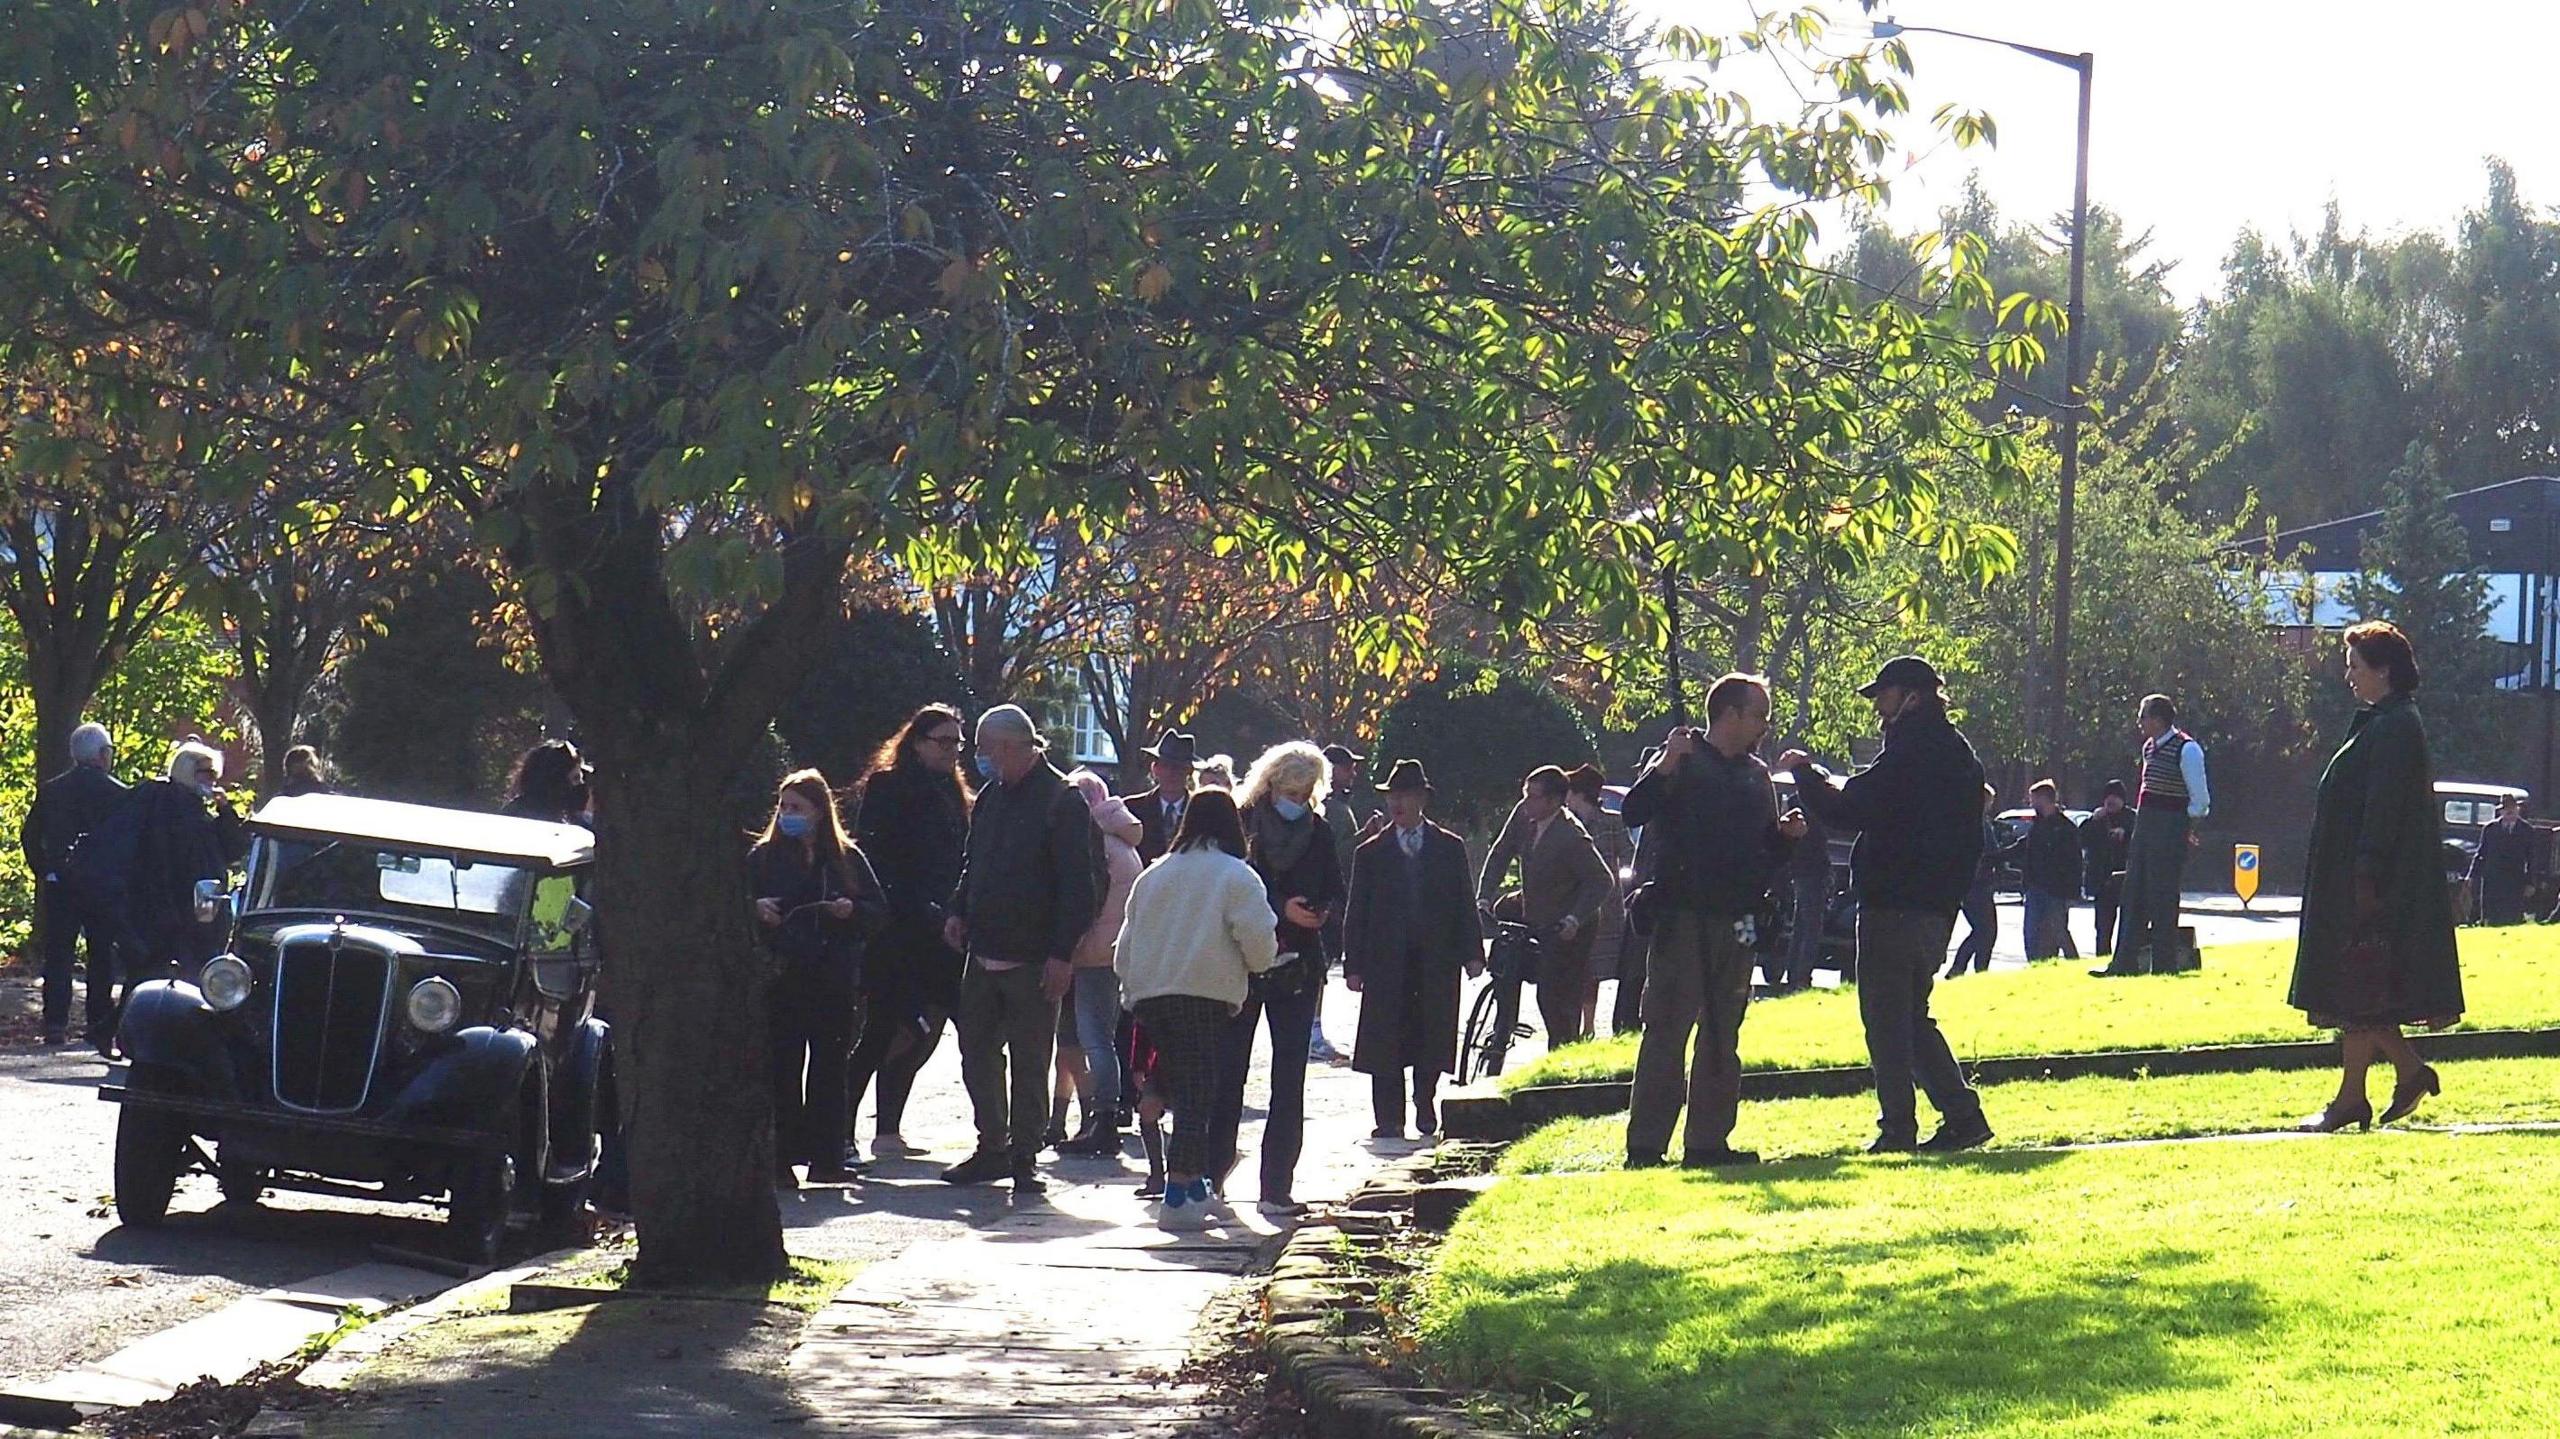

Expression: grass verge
xmin=1502 ymin=923 xmax=2560 ymax=1090
xmin=1500 ymin=1055 xmax=2560 ymax=1171
xmin=1424 ymin=1131 xmax=2560 ymax=1437
xmin=548 ymin=1251 xmax=858 ymax=1313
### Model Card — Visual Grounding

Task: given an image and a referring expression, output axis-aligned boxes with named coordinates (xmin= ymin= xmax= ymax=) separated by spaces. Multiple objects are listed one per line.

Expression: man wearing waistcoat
xmin=2095 ymin=694 xmax=2211 ymax=976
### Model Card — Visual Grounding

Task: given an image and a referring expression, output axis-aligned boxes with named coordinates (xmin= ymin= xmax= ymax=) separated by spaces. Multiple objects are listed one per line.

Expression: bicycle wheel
xmin=1460 ymin=983 xmax=1504 ymax=1083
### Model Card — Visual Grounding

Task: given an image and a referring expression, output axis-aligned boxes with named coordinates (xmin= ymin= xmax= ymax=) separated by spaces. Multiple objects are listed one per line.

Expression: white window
xmin=1070 ymin=692 xmax=1119 ymax=767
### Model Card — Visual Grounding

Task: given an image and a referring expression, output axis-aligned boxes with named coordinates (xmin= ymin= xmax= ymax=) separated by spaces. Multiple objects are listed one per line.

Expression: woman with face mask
xmin=1204 ymin=740 xmax=1341 ymax=1218
xmin=751 ymin=769 xmax=887 ymax=1187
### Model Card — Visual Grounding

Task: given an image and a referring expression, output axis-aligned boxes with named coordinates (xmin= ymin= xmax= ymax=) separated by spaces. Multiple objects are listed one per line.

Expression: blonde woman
xmin=1203 ymin=741 xmax=1341 ymax=1218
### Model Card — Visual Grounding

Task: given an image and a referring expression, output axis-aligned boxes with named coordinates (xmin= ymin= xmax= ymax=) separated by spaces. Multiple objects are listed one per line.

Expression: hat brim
xmin=1856 ymin=680 xmax=1886 ymax=698
xmin=1376 ymin=782 xmax=1430 ymax=793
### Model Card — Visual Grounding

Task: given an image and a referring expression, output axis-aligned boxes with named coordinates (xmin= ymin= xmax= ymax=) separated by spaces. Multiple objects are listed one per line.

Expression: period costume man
xmin=2097 ymin=694 xmax=2212 ymax=975
xmin=1343 ymin=761 xmax=1482 ymax=1139
xmin=1476 ymin=766 xmax=1614 ymax=1046
xmin=2468 ymin=796 xmax=2535 ymax=926
xmin=1124 ymin=729 xmax=1203 ymax=866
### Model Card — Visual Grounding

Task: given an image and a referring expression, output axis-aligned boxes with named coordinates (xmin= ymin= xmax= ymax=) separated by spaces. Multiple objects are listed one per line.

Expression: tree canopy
xmin=4 ymin=0 xmax=2033 ymax=1281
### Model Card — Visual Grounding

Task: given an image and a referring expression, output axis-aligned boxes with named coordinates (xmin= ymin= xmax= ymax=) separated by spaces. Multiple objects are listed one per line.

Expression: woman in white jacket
xmin=1113 ymin=789 xmax=1278 ymax=1223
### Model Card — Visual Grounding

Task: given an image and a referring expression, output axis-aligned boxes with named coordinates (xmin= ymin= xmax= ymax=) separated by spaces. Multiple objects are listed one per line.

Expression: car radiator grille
xmin=272 ymin=934 xmax=392 ymax=1112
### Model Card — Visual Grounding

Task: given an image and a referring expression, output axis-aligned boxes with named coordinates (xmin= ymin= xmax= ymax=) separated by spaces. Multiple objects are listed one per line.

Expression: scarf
xmin=1247 ymin=800 xmax=1319 ymax=880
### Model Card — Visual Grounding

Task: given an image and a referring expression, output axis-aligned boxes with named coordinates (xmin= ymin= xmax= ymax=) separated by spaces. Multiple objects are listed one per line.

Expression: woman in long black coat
xmin=846 ymin=704 xmax=973 ymax=1157
xmin=2290 ymin=621 xmax=2464 ymax=1132
xmin=1342 ymin=762 xmax=1482 ymax=1138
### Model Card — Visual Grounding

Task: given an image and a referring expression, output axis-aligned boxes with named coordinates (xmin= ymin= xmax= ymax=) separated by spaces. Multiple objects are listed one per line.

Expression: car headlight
xmin=405 ymin=977 xmax=463 ymax=1034
xmin=200 ymin=955 xmax=253 ymax=1012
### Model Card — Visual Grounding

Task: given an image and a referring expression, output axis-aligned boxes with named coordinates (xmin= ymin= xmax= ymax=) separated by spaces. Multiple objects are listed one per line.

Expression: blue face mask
xmin=777 ymin=812 xmax=812 ymax=840
xmin=1273 ymin=798 xmax=1309 ymax=821
xmin=974 ymin=753 xmax=997 ymax=782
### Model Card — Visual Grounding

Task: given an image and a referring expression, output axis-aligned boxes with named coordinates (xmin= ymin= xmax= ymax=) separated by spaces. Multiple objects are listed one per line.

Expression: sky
xmin=1630 ymin=1 xmax=2560 ymax=302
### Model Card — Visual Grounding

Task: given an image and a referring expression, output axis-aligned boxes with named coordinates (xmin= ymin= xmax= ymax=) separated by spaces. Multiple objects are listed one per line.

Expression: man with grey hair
xmin=941 ymin=704 xmax=1101 ymax=1196
xmin=19 ymin=723 xmax=129 ymax=1046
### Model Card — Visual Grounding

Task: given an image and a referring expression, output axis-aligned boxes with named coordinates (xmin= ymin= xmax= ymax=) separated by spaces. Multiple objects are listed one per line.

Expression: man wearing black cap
xmin=1125 ymin=729 xmax=1201 ymax=865
xmin=2080 ymin=781 xmax=2134 ymax=959
xmin=1314 ymin=744 xmax=1382 ymax=1066
xmin=1780 ymin=655 xmax=1995 ymax=1154
xmin=1343 ymin=760 xmax=1482 ymax=1138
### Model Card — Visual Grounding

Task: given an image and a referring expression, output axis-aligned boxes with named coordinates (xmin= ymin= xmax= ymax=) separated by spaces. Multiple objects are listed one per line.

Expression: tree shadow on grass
xmin=1430 ymin=1174 xmax=2275 ymax=1438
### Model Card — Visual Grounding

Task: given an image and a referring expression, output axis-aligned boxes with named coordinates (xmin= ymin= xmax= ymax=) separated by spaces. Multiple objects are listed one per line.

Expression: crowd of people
xmin=12 ymin=615 xmax=2477 ymax=1217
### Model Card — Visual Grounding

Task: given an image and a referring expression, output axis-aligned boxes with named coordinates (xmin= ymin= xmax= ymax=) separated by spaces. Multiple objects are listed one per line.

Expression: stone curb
xmin=294 ymin=1243 xmax=594 ymax=1392
xmin=1445 ymin=1024 xmax=2560 ymax=1140
xmin=1258 ymin=1143 xmax=1523 ymax=1439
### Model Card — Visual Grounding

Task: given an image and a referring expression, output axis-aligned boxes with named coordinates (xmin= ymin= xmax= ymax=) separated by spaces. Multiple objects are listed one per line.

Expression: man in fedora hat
xmin=1125 ymin=729 xmax=1202 ymax=865
xmin=1342 ymin=761 xmax=1482 ymax=1139
xmin=1780 ymin=655 xmax=1994 ymax=1155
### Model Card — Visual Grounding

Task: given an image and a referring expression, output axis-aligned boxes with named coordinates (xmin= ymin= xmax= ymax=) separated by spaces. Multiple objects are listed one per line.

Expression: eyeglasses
xmin=920 ymin=732 xmax=963 ymax=748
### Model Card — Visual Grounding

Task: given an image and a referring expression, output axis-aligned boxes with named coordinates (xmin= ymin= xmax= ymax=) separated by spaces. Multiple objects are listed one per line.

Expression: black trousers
xmin=2091 ymin=877 xmax=2123 ymax=956
xmin=1947 ymin=880 xmax=1997 ymax=974
xmin=769 ymin=965 xmax=861 ymax=1170
xmin=39 ymin=881 xmax=121 ymax=1041
xmin=845 ymin=1000 xmax=949 ymax=1140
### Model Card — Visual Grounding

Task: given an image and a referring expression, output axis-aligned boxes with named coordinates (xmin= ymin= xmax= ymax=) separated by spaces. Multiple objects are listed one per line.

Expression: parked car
xmin=101 ymin=794 xmax=609 ymax=1262
xmin=1987 ymin=806 xmax=2093 ymax=894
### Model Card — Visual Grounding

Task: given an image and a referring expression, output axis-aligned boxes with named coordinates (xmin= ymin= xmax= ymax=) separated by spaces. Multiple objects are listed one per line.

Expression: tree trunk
xmin=590 ymin=751 xmax=786 ymax=1288
xmin=517 ymin=483 xmax=842 ymax=1289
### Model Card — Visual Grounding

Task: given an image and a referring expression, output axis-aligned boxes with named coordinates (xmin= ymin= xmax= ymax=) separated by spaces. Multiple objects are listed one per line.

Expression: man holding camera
xmin=1623 ymin=674 xmax=1806 ymax=1169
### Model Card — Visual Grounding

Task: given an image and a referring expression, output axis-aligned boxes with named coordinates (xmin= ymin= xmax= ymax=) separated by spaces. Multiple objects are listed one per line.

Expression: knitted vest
xmin=2138 ymin=728 xmax=2193 ymax=810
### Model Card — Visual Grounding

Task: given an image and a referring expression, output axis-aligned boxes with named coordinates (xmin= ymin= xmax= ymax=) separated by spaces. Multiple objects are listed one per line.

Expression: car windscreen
xmin=255 ymin=839 xmax=532 ymax=940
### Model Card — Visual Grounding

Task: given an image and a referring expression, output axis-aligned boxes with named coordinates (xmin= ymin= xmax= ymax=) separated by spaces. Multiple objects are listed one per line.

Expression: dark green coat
xmin=2288 ymin=694 xmax=2464 ymax=1026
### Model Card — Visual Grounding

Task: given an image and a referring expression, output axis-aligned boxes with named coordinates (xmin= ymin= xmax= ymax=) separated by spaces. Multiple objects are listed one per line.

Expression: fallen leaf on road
xmin=104 ymin=1274 xmax=140 ymax=1287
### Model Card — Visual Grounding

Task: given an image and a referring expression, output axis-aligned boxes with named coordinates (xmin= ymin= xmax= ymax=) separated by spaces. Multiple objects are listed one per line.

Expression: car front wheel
xmin=114 ymin=1066 xmax=191 ymax=1227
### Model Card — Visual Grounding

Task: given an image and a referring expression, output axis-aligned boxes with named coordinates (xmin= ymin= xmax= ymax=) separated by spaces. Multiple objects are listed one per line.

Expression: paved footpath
xmin=787 ymin=975 xmax=1441 ymax=1437
xmin=304 ymin=973 xmax=1505 ymax=1438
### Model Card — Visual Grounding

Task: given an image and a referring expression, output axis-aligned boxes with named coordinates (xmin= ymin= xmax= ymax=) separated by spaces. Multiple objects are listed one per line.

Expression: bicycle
xmin=1459 ymin=921 xmax=1542 ymax=1083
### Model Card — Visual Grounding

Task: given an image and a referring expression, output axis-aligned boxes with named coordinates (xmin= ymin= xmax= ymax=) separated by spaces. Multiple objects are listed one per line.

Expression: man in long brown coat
xmin=1477 ymin=765 xmax=1615 ymax=1045
xmin=1344 ymin=761 xmax=1481 ymax=1139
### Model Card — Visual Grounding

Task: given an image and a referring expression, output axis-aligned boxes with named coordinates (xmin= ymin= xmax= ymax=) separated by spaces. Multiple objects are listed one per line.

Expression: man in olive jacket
xmin=942 ymin=705 xmax=1100 ymax=1194
xmin=1344 ymin=761 xmax=1481 ymax=1138
xmin=1475 ymin=766 xmax=1614 ymax=1045
xmin=1782 ymin=655 xmax=1994 ymax=1154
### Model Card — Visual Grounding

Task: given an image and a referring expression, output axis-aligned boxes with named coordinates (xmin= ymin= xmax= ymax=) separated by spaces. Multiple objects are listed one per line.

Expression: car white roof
xmin=248 ymin=794 xmax=594 ymax=869
xmin=2435 ymin=781 xmax=2529 ymax=801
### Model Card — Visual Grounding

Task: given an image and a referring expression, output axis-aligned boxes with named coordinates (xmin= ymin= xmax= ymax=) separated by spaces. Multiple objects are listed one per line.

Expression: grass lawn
xmin=1424 ymin=1132 xmax=2560 ymax=1437
xmin=1500 ymin=1056 xmax=2560 ymax=1172
xmin=1503 ymin=923 xmax=2560 ymax=1091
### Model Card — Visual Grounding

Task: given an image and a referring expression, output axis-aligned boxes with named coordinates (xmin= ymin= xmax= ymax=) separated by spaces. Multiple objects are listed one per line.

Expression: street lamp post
xmin=1875 ymin=19 xmax=2092 ymax=789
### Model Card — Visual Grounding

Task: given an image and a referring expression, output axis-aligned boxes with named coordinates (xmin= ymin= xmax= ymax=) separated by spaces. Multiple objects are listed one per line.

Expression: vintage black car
xmin=100 ymin=794 xmax=608 ymax=1261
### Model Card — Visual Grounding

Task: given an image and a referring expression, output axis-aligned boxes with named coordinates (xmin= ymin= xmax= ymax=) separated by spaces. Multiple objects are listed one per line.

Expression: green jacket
xmin=2288 ymin=694 xmax=2463 ymax=1024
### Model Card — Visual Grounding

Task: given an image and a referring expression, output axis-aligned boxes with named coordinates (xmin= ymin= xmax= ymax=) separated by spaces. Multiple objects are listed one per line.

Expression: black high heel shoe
xmin=2379 ymin=1065 xmax=2442 ymax=1125
xmin=2294 ymin=1099 xmax=2373 ymax=1134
